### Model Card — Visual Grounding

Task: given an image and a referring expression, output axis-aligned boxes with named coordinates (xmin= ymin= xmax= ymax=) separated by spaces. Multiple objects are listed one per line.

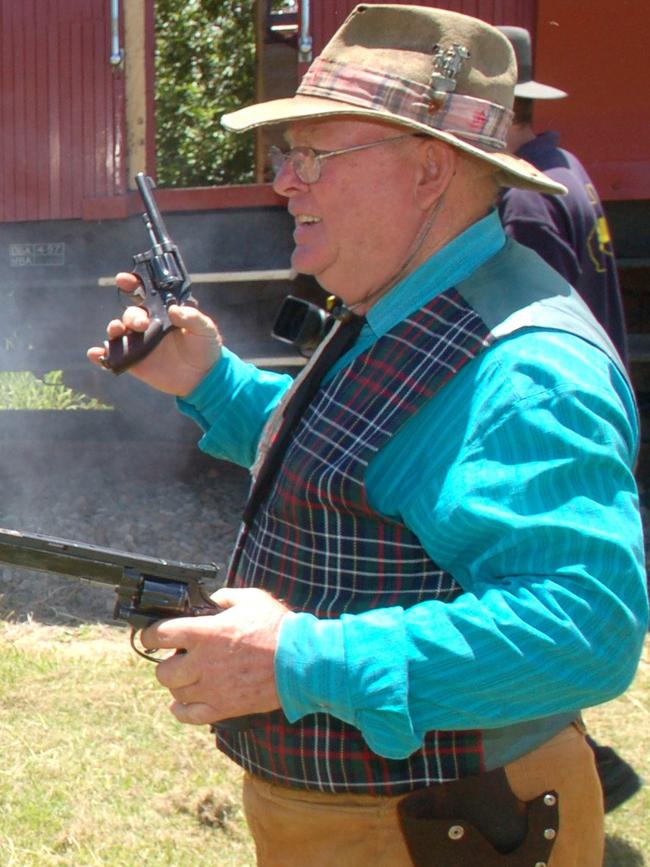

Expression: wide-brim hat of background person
xmin=497 ymin=26 xmax=568 ymax=100
xmin=222 ymin=4 xmax=567 ymax=195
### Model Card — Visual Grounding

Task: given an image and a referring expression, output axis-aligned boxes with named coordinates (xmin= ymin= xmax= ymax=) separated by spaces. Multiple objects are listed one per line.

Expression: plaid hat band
xmin=298 ymin=58 xmax=513 ymax=152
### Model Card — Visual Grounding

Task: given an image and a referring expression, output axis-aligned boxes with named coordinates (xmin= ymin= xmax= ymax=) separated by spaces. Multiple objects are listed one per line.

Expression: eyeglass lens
xmin=269 ymin=146 xmax=319 ymax=184
xmin=269 ymin=134 xmax=414 ymax=185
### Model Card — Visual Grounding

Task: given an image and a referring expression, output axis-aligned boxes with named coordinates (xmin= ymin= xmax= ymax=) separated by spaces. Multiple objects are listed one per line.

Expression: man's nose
xmin=272 ymin=158 xmax=307 ymax=196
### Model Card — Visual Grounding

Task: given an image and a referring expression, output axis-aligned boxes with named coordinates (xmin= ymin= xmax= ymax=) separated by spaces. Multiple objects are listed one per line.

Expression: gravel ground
xmin=0 ymin=438 xmax=250 ymax=625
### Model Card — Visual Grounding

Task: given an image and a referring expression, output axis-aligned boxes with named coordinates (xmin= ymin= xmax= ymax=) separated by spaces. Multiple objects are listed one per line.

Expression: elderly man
xmin=89 ymin=6 xmax=647 ymax=866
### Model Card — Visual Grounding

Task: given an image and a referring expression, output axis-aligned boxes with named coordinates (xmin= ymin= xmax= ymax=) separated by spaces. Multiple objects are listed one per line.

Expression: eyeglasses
xmin=268 ymin=133 xmax=415 ymax=184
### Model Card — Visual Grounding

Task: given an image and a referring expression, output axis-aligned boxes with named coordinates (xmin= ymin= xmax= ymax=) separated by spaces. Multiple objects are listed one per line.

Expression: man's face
xmin=272 ymin=118 xmax=426 ymax=310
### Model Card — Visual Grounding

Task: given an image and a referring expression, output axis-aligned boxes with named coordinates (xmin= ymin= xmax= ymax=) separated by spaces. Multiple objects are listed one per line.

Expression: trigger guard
xmin=130 ymin=626 xmax=166 ymax=663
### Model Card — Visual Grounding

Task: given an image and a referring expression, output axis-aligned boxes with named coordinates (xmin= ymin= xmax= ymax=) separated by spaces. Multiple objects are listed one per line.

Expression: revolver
xmin=100 ymin=172 xmax=196 ymax=374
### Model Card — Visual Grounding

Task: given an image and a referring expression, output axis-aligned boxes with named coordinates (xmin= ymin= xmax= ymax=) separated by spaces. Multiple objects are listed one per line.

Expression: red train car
xmin=0 ymin=0 xmax=648 ymax=392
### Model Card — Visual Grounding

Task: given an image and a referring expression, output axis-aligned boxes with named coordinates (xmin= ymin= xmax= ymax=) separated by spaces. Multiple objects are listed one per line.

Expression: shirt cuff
xmin=276 ymin=607 xmax=421 ymax=759
xmin=176 ymin=347 xmax=292 ymax=466
xmin=176 ymin=347 xmax=249 ymax=430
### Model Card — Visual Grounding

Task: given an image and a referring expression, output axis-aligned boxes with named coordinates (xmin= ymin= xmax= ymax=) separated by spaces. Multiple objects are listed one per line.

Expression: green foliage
xmin=155 ymin=0 xmax=256 ymax=187
xmin=0 ymin=370 xmax=112 ymax=411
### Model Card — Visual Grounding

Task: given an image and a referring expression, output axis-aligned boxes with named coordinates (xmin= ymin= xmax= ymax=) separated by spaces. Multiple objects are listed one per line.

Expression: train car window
xmin=267 ymin=0 xmax=299 ymax=44
xmin=256 ymin=1 xmax=300 ymax=182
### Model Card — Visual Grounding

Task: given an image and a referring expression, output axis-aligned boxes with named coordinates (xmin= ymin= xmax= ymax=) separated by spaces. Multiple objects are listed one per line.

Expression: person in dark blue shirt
xmin=498 ymin=26 xmax=628 ymax=369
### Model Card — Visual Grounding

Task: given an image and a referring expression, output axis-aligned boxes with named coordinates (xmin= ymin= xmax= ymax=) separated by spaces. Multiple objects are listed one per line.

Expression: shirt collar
xmin=365 ymin=209 xmax=506 ymax=338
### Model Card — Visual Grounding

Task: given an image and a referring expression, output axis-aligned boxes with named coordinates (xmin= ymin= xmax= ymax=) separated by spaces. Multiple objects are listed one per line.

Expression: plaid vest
xmin=216 ymin=276 xmax=625 ymax=794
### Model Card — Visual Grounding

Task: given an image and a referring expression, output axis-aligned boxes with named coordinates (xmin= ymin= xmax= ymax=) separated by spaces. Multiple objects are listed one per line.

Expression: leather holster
xmin=396 ymin=766 xmax=559 ymax=866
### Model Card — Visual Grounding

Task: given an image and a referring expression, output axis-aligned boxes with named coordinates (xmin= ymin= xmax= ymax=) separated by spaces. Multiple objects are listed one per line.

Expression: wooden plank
xmin=0 ymin=0 xmax=126 ymax=223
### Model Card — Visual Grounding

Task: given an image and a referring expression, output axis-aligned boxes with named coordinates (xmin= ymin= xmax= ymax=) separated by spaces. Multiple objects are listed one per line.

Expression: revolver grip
xmin=101 ymin=314 xmax=172 ymax=375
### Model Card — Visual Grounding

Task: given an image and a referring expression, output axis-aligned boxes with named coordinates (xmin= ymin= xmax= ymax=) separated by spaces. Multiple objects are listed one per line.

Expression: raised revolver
xmin=100 ymin=172 xmax=195 ymax=374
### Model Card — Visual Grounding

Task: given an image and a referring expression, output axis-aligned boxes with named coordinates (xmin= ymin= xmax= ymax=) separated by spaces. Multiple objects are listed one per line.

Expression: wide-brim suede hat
xmin=498 ymin=26 xmax=568 ymax=100
xmin=222 ymin=4 xmax=567 ymax=194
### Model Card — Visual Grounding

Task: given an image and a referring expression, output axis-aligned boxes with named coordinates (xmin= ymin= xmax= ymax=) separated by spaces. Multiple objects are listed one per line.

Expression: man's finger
xmin=105 ymin=318 xmax=128 ymax=338
xmin=121 ymin=305 xmax=151 ymax=332
xmin=140 ymin=616 xmax=195 ymax=651
xmin=167 ymin=304 xmax=221 ymax=340
xmin=170 ymin=700 xmax=221 ymax=726
xmin=115 ymin=271 xmax=143 ymax=293
xmin=155 ymin=652 xmax=199 ymax=691
xmin=139 ymin=613 xmax=220 ymax=651
xmin=211 ymin=587 xmax=264 ymax=609
xmin=87 ymin=346 xmax=106 ymax=365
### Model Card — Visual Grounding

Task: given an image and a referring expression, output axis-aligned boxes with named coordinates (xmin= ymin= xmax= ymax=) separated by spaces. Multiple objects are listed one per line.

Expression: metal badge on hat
xmin=427 ymin=43 xmax=470 ymax=113
xmin=430 ymin=43 xmax=470 ymax=94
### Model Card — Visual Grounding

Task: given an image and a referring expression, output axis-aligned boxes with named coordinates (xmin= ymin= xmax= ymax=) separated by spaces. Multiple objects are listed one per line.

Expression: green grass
xmin=586 ymin=636 xmax=650 ymax=866
xmin=0 ymin=622 xmax=647 ymax=866
xmin=0 ymin=371 xmax=111 ymax=411
xmin=0 ymin=623 xmax=254 ymax=866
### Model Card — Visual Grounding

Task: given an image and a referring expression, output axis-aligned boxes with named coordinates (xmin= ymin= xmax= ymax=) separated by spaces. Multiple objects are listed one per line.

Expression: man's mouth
xmin=295 ymin=215 xmax=321 ymax=225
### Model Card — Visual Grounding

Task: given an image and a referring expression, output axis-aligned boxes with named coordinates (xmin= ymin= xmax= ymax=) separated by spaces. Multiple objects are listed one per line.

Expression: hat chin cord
xmin=347 ymin=188 xmax=449 ymax=314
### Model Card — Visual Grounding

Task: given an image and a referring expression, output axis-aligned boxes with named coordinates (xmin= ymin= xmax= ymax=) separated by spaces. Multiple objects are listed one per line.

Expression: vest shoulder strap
xmin=457 ymin=239 xmax=627 ymax=379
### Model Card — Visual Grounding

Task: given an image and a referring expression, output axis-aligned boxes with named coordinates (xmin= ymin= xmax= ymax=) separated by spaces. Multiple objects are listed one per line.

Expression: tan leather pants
xmin=242 ymin=723 xmax=604 ymax=867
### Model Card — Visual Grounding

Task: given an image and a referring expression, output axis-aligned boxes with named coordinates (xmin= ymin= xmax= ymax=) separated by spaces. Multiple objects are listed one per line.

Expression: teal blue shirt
xmin=179 ymin=211 xmax=648 ymax=760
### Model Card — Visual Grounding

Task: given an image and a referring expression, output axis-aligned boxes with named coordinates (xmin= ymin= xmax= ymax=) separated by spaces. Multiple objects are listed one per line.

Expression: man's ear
xmin=414 ymin=139 xmax=457 ymax=210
